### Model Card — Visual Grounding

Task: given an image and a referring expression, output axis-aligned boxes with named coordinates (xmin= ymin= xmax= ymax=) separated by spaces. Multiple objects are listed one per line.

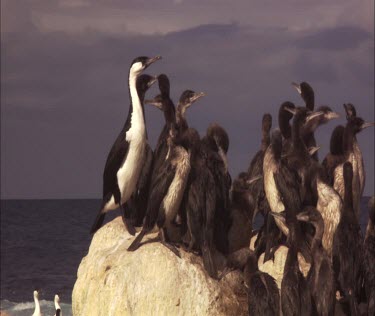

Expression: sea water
xmin=0 ymin=197 xmax=372 ymax=315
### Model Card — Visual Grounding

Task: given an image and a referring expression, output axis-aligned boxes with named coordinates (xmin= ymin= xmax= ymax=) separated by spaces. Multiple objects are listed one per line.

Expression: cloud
xmin=1 ymin=1 xmax=373 ymax=198
xmin=296 ymin=26 xmax=372 ymax=51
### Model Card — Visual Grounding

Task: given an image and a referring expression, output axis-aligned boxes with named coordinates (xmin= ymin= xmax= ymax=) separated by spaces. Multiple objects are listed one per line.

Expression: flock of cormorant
xmin=89 ymin=55 xmax=375 ymax=315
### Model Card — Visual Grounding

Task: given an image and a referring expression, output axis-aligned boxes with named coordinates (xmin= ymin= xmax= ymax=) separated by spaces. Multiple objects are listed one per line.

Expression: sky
xmin=1 ymin=0 xmax=374 ymax=199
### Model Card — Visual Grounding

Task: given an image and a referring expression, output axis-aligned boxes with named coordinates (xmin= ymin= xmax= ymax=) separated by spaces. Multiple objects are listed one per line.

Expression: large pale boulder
xmin=72 ymin=217 xmax=247 ymax=316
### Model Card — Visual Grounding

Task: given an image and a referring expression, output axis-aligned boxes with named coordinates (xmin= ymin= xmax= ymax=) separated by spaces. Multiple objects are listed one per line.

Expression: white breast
xmin=333 ymin=152 xmax=361 ymax=216
xmin=316 ymin=178 xmax=342 ymax=257
xmin=263 ymin=147 xmax=289 ymax=235
xmin=162 ymin=147 xmax=191 ymax=227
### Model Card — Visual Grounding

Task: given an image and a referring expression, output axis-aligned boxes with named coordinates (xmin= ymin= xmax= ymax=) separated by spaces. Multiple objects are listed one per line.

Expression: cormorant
xmin=291 ymin=81 xmax=315 ymax=110
xmin=90 ymin=56 xmax=161 ymax=235
xmin=296 ymin=207 xmax=335 ymax=316
xmin=127 ymin=75 xmax=192 ymax=256
xmin=363 ymin=196 xmax=375 ymax=315
xmin=332 ymin=162 xmax=363 ymax=315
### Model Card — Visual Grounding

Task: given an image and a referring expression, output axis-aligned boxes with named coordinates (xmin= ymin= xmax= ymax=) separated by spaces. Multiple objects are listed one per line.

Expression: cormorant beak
xmin=296 ymin=212 xmax=309 ymax=222
xmin=361 ymin=121 xmax=375 ymax=130
xmin=191 ymin=92 xmax=206 ymax=103
xmin=284 ymin=106 xmax=297 ymax=115
xmin=147 ymin=76 xmax=158 ymax=88
xmin=308 ymin=146 xmax=320 ymax=156
xmin=145 ymin=98 xmax=163 ymax=110
xmin=269 ymin=211 xmax=286 ymax=223
xmin=145 ymin=55 xmax=162 ymax=68
xmin=291 ymin=82 xmax=302 ymax=94
xmin=246 ymin=175 xmax=262 ymax=185
xmin=326 ymin=111 xmax=340 ymax=120
xmin=306 ymin=111 xmax=325 ymax=124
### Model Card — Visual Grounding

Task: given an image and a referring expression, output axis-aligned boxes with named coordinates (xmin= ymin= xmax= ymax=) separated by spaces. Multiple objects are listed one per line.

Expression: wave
xmin=0 ymin=299 xmax=72 ymax=316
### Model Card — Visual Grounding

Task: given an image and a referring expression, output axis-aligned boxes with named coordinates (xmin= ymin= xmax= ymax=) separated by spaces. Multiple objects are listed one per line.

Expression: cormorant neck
xmin=279 ymin=114 xmax=292 ymax=139
xmin=176 ymin=106 xmax=188 ymax=131
xmin=344 ymin=176 xmax=353 ymax=210
xmin=305 ymin=95 xmax=315 ymax=111
xmin=128 ymin=70 xmax=145 ymax=126
xmin=291 ymin=118 xmax=305 ymax=150
xmin=261 ymin=126 xmax=271 ymax=152
xmin=34 ymin=296 xmax=40 ymax=314
xmin=342 ymin=123 xmax=356 ymax=154
xmin=311 ymin=221 xmax=324 ymax=251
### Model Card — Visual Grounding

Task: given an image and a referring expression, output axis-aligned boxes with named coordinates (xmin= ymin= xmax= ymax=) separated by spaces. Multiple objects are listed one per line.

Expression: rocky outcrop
xmin=72 ymin=217 xmax=247 ymax=316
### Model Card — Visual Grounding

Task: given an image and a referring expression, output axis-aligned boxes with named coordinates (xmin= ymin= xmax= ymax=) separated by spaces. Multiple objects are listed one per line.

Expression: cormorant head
xmin=178 ymin=90 xmax=205 ymax=110
xmin=301 ymin=106 xmax=338 ymax=133
xmin=330 ymin=125 xmax=345 ymax=155
xmin=54 ymin=294 xmax=60 ymax=304
xmin=280 ymin=101 xmax=296 ymax=121
xmin=157 ymin=74 xmax=170 ymax=97
xmin=206 ymin=123 xmax=229 ymax=154
xmin=292 ymin=81 xmax=315 ymax=110
xmin=262 ymin=113 xmax=272 ymax=133
xmin=244 ymin=252 xmax=259 ymax=283
xmin=136 ymin=75 xmax=157 ymax=101
xmin=317 ymin=105 xmax=339 ymax=122
xmin=343 ymin=103 xmax=357 ymax=120
xmin=145 ymin=94 xmax=163 ymax=110
xmin=130 ymin=55 xmax=161 ymax=75
xmin=348 ymin=116 xmax=375 ymax=134
xmin=296 ymin=207 xmax=324 ymax=228
xmin=33 ymin=290 xmax=39 ymax=299
xmin=307 ymin=146 xmax=320 ymax=157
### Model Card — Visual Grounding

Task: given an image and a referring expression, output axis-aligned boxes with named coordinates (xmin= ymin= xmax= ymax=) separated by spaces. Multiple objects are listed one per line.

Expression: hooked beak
xmin=361 ymin=121 xmax=375 ymax=130
xmin=306 ymin=111 xmax=325 ymax=124
xmin=145 ymin=98 xmax=163 ymax=110
xmin=191 ymin=92 xmax=206 ymax=103
xmin=269 ymin=211 xmax=286 ymax=223
xmin=147 ymin=76 xmax=158 ymax=88
xmin=308 ymin=146 xmax=320 ymax=156
xmin=284 ymin=106 xmax=297 ymax=115
xmin=326 ymin=111 xmax=340 ymax=120
xmin=291 ymin=82 xmax=302 ymax=94
xmin=296 ymin=212 xmax=309 ymax=222
xmin=145 ymin=55 xmax=162 ymax=68
xmin=246 ymin=175 xmax=262 ymax=185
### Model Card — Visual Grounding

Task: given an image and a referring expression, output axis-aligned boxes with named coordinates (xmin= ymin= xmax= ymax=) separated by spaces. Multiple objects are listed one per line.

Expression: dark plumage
xmin=364 ymin=196 xmax=375 ymax=316
xmin=202 ymin=123 xmax=232 ymax=255
xmin=278 ymin=101 xmax=296 ymax=154
xmin=182 ymin=128 xmax=220 ymax=278
xmin=300 ymin=105 xmax=339 ymax=161
xmin=247 ymin=113 xmax=272 ymax=218
xmin=297 ymin=207 xmax=335 ymax=316
xmin=333 ymin=105 xmax=375 ymax=218
xmin=90 ymin=57 xmax=160 ymax=235
xmin=244 ymin=252 xmax=280 ymax=316
xmin=322 ymin=125 xmax=345 ymax=186
xmin=332 ymin=162 xmax=363 ymax=315
xmin=127 ymin=75 xmax=191 ymax=256
xmin=292 ymin=81 xmax=315 ymax=110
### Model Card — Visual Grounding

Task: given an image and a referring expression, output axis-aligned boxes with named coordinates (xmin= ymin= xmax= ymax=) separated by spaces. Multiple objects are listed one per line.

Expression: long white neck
xmin=34 ymin=295 xmax=40 ymax=315
xmin=128 ymin=71 xmax=145 ymax=136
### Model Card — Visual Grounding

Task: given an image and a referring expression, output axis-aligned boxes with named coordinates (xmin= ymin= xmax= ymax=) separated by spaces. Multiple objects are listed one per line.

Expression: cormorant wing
xmin=102 ymin=129 xmax=129 ymax=198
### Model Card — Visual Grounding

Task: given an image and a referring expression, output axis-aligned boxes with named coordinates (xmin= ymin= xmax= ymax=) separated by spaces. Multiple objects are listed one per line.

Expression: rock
xmin=258 ymin=245 xmax=311 ymax=290
xmin=72 ymin=217 xmax=247 ymax=316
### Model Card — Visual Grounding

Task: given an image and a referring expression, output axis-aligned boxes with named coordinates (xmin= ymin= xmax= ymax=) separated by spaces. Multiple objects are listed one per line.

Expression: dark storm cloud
xmin=1 ymin=1 xmax=374 ymax=198
xmin=296 ymin=26 xmax=372 ymax=51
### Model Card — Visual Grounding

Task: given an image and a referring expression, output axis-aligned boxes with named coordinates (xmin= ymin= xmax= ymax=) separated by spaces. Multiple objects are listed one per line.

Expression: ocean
xmin=0 ymin=197 xmax=372 ymax=315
